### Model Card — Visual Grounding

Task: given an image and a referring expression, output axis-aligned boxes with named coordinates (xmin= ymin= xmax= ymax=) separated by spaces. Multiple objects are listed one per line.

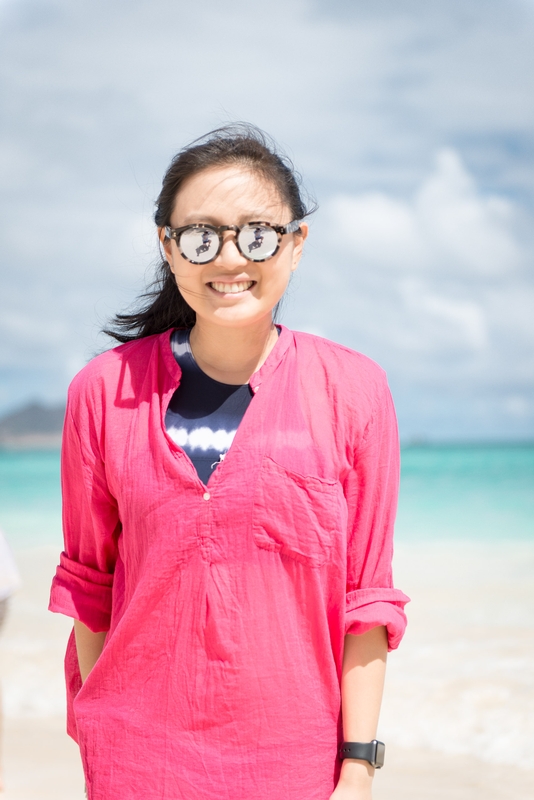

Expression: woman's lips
xmin=209 ymin=281 xmax=255 ymax=294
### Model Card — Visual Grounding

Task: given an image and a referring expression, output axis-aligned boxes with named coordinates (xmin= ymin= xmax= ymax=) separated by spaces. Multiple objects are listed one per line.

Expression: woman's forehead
xmin=172 ymin=165 xmax=288 ymax=222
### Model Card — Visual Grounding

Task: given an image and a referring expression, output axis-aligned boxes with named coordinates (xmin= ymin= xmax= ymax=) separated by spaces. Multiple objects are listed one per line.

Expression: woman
xmin=50 ymin=125 xmax=409 ymax=800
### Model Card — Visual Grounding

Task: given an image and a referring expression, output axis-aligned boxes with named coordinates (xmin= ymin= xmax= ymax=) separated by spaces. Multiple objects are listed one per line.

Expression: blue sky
xmin=0 ymin=0 xmax=533 ymax=439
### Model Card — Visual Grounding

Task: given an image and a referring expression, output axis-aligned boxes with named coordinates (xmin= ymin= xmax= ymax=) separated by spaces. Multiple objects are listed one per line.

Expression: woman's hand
xmin=329 ymin=759 xmax=374 ymax=800
xmin=73 ymin=619 xmax=107 ymax=682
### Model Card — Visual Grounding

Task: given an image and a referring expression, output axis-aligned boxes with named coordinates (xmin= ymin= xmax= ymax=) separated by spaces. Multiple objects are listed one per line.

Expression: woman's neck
xmin=188 ymin=318 xmax=279 ymax=385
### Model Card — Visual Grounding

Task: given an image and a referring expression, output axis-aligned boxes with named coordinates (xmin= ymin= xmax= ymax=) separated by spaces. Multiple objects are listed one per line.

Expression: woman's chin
xmin=188 ymin=294 xmax=273 ymax=323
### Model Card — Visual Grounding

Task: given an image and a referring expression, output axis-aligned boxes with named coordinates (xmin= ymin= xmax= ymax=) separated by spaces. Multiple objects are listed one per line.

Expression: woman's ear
xmin=158 ymin=227 xmax=173 ymax=268
xmin=291 ymin=222 xmax=309 ymax=272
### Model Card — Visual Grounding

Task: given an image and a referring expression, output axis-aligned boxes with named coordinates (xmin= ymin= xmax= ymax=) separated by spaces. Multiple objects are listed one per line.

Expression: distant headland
xmin=0 ymin=402 xmax=65 ymax=449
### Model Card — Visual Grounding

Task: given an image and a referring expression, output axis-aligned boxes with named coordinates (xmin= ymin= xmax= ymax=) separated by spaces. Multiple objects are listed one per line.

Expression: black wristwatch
xmin=338 ymin=740 xmax=385 ymax=769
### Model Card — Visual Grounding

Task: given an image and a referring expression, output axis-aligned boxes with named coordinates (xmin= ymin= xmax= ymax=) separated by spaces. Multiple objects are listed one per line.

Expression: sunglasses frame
xmin=164 ymin=220 xmax=302 ymax=264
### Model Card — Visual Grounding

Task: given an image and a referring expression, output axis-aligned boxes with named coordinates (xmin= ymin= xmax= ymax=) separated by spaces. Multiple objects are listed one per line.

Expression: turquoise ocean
xmin=0 ymin=444 xmax=533 ymax=550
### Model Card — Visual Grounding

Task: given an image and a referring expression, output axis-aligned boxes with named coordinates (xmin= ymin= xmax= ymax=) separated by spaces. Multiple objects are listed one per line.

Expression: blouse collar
xmin=159 ymin=324 xmax=293 ymax=395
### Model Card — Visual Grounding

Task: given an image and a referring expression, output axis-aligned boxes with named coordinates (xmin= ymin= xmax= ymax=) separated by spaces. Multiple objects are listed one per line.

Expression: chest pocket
xmin=252 ymin=455 xmax=339 ymax=568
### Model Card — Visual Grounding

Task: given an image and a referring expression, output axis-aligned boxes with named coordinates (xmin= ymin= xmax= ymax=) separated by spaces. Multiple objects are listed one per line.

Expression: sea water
xmin=396 ymin=444 xmax=534 ymax=542
xmin=0 ymin=444 xmax=533 ymax=549
xmin=0 ymin=450 xmax=62 ymax=549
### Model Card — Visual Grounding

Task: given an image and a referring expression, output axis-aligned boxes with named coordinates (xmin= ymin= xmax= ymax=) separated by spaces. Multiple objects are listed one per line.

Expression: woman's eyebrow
xmin=179 ymin=211 xmax=276 ymax=226
xmin=180 ymin=214 xmax=220 ymax=226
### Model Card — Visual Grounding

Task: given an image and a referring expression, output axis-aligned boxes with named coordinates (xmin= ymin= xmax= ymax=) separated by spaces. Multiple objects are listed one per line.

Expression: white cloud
xmin=504 ymin=395 xmax=530 ymax=418
xmin=417 ymin=150 xmax=523 ymax=276
xmin=290 ymin=143 xmax=534 ymax=438
xmin=325 ymin=148 xmax=524 ymax=276
xmin=399 ymin=279 xmax=488 ymax=352
xmin=327 ymin=193 xmax=426 ymax=270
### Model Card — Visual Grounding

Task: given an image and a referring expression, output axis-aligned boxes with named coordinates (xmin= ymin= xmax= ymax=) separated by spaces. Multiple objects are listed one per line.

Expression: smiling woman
xmin=104 ymin=125 xmax=311 ymax=343
xmin=160 ymin=164 xmax=306 ymax=381
xmin=49 ymin=124 xmax=409 ymax=800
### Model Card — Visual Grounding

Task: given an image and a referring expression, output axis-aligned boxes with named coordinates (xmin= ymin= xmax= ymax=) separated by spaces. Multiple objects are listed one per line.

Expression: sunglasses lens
xmin=238 ymin=225 xmax=278 ymax=261
xmin=179 ymin=227 xmax=219 ymax=263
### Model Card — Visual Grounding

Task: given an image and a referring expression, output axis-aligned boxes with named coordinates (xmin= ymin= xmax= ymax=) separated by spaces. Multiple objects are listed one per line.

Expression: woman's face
xmin=160 ymin=165 xmax=307 ymax=330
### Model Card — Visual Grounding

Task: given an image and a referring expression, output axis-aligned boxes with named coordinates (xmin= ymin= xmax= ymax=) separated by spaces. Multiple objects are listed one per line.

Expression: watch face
xmin=374 ymin=741 xmax=386 ymax=768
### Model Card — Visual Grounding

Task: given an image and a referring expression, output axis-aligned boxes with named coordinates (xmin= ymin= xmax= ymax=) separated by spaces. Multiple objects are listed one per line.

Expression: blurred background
xmin=0 ymin=1 xmax=533 ymax=798
xmin=0 ymin=0 xmax=533 ymax=439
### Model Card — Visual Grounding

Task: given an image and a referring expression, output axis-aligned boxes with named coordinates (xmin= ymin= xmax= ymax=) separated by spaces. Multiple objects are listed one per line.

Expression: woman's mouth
xmin=209 ymin=281 xmax=255 ymax=294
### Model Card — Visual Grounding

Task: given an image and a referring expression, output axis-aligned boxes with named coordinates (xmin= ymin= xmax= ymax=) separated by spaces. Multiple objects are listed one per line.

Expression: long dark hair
xmin=104 ymin=123 xmax=315 ymax=343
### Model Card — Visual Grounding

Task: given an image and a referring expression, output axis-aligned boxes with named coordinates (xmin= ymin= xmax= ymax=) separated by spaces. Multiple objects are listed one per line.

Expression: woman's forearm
xmin=341 ymin=626 xmax=388 ymax=740
xmin=331 ymin=626 xmax=388 ymax=798
xmin=73 ymin=619 xmax=107 ymax=683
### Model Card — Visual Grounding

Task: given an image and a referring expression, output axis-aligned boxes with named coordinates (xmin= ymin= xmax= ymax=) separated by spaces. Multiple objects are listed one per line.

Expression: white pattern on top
xmin=167 ymin=425 xmax=237 ymax=452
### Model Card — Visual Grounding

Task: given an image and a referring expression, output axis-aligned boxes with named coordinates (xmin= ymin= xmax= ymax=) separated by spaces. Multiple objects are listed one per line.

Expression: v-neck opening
xmin=166 ymin=329 xmax=253 ymax=487
xmin=160 ymin=327 xmax=291 ymax=490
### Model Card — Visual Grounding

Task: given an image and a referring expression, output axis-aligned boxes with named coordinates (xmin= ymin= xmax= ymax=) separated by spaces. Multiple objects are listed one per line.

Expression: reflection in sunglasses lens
xmin=180 ymin=228 xmax=217 ymax=263
xmin=238 ymin=225 xmax=278 ymax=260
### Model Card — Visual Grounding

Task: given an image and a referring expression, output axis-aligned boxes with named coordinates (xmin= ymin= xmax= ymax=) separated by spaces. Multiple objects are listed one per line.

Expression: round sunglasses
xmin=165 ymin=220 xmax=302 ymax=264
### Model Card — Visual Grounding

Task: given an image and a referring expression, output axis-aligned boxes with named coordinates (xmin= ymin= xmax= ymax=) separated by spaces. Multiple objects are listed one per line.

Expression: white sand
xmin=1 ymin=542 xmax=533 ymax=799
xmin=382 ymin=540 xmax=534 ymax=767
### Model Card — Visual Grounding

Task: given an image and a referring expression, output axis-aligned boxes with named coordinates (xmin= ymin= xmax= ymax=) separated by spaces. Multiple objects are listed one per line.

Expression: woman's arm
xmin=73 ymin=620 xmax=107 ymax=683
xmin=331 ymin=626 xmax=388 ymax=800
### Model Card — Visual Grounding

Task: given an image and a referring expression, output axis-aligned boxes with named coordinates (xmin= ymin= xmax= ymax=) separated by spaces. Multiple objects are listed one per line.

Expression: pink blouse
xmin=49 ymin=325 xmax=409 ymax=800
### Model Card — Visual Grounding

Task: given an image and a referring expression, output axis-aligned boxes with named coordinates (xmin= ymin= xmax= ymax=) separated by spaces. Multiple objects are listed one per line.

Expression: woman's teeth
xmin=210 ymin=281 xmax=254 ymax=294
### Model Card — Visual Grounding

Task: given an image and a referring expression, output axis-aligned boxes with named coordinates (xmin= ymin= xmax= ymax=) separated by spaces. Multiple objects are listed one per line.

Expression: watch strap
xmin=338 ymin=740 xmax=385 ymax=768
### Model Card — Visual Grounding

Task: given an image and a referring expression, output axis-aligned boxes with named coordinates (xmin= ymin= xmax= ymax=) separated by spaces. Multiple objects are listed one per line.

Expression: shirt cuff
xmin=345 ymin=587 xmax=410 ymax=651
xmin=49 ymin=551 xmax=113 ymax=633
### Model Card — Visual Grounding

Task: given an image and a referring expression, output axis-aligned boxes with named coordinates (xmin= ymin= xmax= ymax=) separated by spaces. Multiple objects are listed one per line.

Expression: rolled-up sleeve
xmin=344 ymin=374 xmax=409 ymax=650
xmin=49 ymin=384 xmax=120 ymax=633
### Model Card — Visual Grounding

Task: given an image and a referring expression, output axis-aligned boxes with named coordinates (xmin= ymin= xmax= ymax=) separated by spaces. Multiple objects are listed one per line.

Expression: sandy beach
xmin=1 ymin=542 xmax=533 ymax=799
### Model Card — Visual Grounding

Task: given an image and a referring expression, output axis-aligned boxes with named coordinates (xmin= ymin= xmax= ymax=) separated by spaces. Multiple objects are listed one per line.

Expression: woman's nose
xmin=216 ymin=233 xmax=247 ymax=268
